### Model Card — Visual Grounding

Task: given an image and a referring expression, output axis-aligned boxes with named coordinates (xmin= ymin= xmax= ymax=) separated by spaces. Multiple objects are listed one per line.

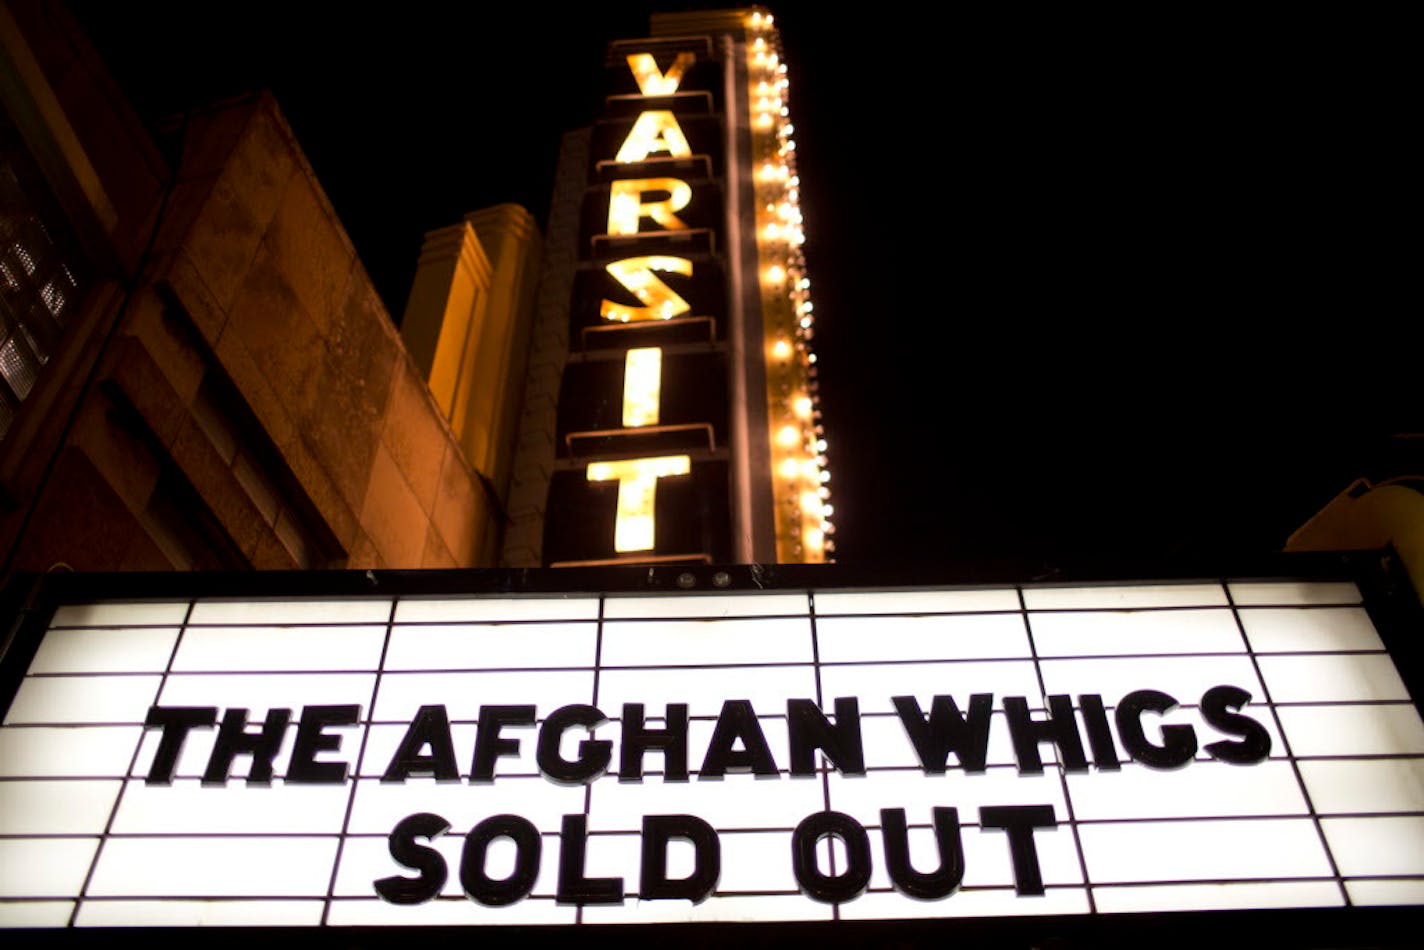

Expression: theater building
xmin=0 ymin=3 xmax=1421 ymax=946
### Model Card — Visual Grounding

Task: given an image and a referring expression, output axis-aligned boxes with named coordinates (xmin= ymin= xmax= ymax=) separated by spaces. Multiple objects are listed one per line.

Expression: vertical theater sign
xmin=544 ymin=10 xmax=832 ymax=567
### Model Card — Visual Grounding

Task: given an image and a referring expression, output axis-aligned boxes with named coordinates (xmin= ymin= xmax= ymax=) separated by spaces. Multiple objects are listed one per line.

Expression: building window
xmin=0 ymin=109 xmax=87 ymax=438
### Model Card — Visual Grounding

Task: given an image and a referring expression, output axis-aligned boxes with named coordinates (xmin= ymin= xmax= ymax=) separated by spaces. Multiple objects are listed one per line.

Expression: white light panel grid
xmin=0 ymin=581 xmax=1419 ymax=929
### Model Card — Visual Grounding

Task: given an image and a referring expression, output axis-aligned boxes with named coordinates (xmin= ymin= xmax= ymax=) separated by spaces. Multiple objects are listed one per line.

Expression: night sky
xmin=67 ymin=2 xmax=1412 ymax=576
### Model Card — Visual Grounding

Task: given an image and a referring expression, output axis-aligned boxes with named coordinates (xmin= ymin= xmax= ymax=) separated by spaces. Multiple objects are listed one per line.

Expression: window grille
xmin=0 ymin=109 xmax=88 ymax=438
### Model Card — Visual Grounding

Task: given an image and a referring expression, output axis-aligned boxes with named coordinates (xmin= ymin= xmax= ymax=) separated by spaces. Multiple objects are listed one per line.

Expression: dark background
xmin=67 ymin=2 xmax=1415 ymax=575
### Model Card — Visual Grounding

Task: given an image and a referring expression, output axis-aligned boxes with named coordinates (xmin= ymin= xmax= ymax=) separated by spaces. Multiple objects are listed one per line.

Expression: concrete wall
xmin=1 ymin=5 xmax=499 ymax=574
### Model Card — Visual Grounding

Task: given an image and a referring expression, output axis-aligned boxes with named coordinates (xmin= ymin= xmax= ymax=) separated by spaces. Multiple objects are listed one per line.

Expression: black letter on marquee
xmin=892 ymin=694 xmax=994 ymax=774
xmin=382 ymin=705 xmax=459 ymax=783
xmin=791 ymin=811 xmax=871 ymax=904
xmin=620 ymin=703 xmax=689 ymax=782
xmin=538 ymin=705 xmax=612 ymax=785
xmin=788 ymin=697 xmax=865 ymax=776
xmin=1004 ymin=695 xmax=1088 ymax=774
xmin=979 ymin=804 xmax=1057 ymax=896
xmin=699 ymin=699 xmax=779 ymax=778
xmin=1077 ymin=694 xmax=1121 ymax=771
xmin=1201 ymin=685 xmax=1272 ymax=765
xmin=640 ymin=815 xmax=720 ymax=902
xmin=880 ymin=807 xmax=965 ymax=900
xmin=556 ymin=814 xmax=623 ymax=903
xmin=470 ymin=705 xmax=536 ymax=782
xmin=374 ymin=811 xmax=449 ymax=905
xmin=202 ymin=707 xmax=290 ymax=785
xmin=287 ymin=705 xmax=359 ymax=784
xmin=1115 ymin=689 xmax=1197 ymax=769
xmin=460 ymin=814 xmax=541 ymax=906
xmin=143 ymin=706 xmax=216 ymax=785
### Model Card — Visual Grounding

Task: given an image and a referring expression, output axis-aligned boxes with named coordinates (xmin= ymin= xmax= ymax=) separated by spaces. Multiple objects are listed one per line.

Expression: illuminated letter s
xmin=600 ymin=256 xmax=693 ymax=322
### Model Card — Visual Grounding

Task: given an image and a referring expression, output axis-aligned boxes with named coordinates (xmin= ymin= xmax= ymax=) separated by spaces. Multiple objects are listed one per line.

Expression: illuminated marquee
xmin=2 ymin=575 xmax=1422 ymax=929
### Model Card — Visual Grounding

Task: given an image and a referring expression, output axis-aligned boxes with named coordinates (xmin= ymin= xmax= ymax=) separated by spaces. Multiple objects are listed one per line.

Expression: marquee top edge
xmin=0 ymin=550 xmax=1397 ymax=606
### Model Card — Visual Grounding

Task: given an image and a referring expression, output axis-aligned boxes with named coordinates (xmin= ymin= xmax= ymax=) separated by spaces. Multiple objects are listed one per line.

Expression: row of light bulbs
xmin=746 ymin=10 xmax=834 ymax=562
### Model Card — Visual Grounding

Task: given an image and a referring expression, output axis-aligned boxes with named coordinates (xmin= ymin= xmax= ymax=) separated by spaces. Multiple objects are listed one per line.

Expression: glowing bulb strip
xmin=744 ymin=9 xmax=833 ymax=562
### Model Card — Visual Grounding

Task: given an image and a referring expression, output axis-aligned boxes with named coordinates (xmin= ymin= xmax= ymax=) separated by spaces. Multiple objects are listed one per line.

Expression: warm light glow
xmin=601 ymin=256 xmax=693 ymax=322
xmin=622 ymin=347 xmax=662 ymax=427
xmin=625 ymin=52 xmax=695 ymax=96
xmin=757 ymin=161 xmax=788 ymax=182
xmin=606 ymin=178 xmax=692 ymax=234
xmin=616 ymin=111 xmax=693 ymax=163
xmin=746 ymin=19 xmax=830 ymax=564
xmin=586 ymin=456 xmax=691 ymax=552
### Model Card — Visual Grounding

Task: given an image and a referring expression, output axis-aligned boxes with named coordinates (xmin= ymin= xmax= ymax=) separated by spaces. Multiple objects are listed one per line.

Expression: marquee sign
xmin=549 ymin=36 xmax=732 ymax=566
xmin=547 ymin=13 xmax=834 ymax=567
xmin=1 ymin=570 xmax=1422 ymax=930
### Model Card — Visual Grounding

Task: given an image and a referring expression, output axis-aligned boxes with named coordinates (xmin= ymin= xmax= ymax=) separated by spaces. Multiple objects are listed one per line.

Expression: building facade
xmin=0 ymin=0 xmax=520 ymax=581
xmin=0 ymin=4 xmax=1421 ymax=944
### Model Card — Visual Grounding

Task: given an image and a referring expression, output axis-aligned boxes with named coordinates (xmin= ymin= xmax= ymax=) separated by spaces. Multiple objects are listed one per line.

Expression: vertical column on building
xmin=503 ymin=130 xmax=592 ymax=567
xmin=649 ymin=7 xmax=833 ymax=564
xmin=401 ymin=203 xmax=541 ymax=544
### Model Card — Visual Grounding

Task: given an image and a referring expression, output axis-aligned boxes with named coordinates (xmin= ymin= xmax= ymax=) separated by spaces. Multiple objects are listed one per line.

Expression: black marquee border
xmin=1 ymin=550 xmax=1421 ymax=948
